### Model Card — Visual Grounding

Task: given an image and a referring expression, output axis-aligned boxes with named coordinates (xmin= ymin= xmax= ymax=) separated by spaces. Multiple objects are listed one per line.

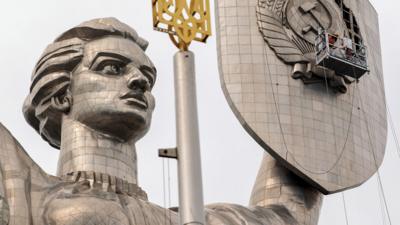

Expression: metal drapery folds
xmin=152 ymin=0 xmax=211 ymax=50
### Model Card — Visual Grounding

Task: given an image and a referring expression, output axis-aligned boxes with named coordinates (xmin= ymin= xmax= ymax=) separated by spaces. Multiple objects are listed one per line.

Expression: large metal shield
xmin=215 ymin=0 xmax=387 ymax=194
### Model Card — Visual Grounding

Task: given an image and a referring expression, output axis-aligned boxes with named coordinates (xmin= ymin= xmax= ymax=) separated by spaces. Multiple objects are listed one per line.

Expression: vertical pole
xmin=174 ymin=51 xmax=205 ymax=225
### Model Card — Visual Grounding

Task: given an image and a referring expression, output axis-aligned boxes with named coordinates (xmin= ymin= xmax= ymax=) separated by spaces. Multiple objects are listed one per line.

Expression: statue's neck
xmin=57 ymin=117 xmax=138 ymax=184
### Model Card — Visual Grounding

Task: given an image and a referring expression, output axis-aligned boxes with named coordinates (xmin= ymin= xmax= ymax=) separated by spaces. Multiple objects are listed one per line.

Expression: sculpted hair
xmin=23 ymin=18 xmax=150 ymax=149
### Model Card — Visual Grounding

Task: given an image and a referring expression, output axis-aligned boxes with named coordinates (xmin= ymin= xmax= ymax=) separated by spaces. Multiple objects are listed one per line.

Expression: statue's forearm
xmin=250 ymin=153 xmax=323 ymax=225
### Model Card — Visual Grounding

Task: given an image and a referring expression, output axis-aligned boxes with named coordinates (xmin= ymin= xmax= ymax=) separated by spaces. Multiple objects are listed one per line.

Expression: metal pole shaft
xmin=174 ymin=51 xmax=205 ymax=225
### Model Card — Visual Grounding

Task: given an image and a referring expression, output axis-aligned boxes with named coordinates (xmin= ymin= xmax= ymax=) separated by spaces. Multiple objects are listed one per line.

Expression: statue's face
xmin=68 ymin=37 xmax=156 ymax=141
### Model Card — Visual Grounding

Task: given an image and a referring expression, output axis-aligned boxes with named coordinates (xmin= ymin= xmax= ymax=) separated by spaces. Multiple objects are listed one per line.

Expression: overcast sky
xmin=0 ymin=0 xmax=398 ymax=224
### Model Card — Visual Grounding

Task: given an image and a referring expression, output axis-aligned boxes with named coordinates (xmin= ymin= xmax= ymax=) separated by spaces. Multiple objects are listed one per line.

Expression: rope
xmin=387 ymin=109 xmax=400 ymax=158
xmin=167 ymin=159 xmax=172 ymax=225
xmin=263 ymin=41 xmax=355 ymax=175
xmin=370 ymin=59 xmax=400 ymax=159
xmin=365 ymin=46 xmax=400 ymax=160
xmin=356 ymin=79 xmax=393 ymax=225
xmin=366 ymin=54 xmax=400 ymax=225
xmin=341 ymin=193 xmax=350 ymax=225
xmin=321 ymin=57 xmax=339 ymax=173
xmin=349 ymin=39 xmax=397 ymax=225
xmin=376 ymin=171 xmax=392 ymax=225
xmin=162 ymin=158 xmax=167 ymax=224
xmin=262 ymin=29 xmax=396 ymax=224
xmin=377 ymin=176 xmax=387 ymax=225
xmin=319 ymin=30 xmax=398 ymax=225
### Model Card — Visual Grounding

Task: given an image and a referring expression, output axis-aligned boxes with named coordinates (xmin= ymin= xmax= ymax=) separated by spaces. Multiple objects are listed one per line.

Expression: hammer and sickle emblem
xmin=299 ymin=1 xmax=325 ymax=35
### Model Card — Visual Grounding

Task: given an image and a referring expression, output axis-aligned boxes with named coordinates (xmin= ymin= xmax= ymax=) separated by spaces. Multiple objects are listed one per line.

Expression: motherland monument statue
xmin=0 ymin=0 xmax=387 ymax=224
xmin=0 ymin=17 xmax=320 ymax=225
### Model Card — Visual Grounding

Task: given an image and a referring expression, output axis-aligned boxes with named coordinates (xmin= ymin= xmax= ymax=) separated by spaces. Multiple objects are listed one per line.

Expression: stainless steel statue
xmin=0 ymin=17 xmax=324 ymax=225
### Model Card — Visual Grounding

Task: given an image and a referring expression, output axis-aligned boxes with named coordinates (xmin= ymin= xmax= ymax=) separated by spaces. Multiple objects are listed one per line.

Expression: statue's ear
xmin=51 ymin=90 xmax=72 ymax=113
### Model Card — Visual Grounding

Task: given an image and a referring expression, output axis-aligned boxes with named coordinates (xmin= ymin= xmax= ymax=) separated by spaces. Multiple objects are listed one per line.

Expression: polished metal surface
xmin=256 ymin=0 xmax=351 ymax=93
xmin=215 ymin=0 xmax=387 ymax=194
xmin=0 ymin=119 xmax=315 ymax=225
xmin=0 ymin=16 xmax=357 ymax=225
xmin=250 ymin=153 xmax=323 ymax=225
xmin=174 ymin=51 xmax=205 ymax=225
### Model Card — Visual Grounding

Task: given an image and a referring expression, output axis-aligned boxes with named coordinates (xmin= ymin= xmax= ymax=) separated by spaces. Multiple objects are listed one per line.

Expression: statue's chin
xmin=68 ymin=108 xmax=151 ymax=142
xmin=85 ymin=118 xmax=150 ymax=143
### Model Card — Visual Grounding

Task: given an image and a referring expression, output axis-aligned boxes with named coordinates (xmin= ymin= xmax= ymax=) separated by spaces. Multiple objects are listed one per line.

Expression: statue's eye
xmin=96 ymin=61 xmax=125 ymax=76
xmin=103 ymin=64 xmax=121 ymax=75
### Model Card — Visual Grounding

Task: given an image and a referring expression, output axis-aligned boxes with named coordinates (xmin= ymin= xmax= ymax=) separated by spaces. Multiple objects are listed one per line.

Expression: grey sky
xmin=0 ymin=0 xmax=398 ymax=224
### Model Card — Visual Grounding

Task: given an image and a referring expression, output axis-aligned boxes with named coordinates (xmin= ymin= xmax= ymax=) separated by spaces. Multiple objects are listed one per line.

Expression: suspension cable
xmin=387 ymin=109 xmax=400 ymax=158
xmin=341 ymin=192 xmax=350 ymax=225
xmin=366 ymin=48 xmax=400 ymax=160
xmin=162 ymin=158 xmax=167 ymax=224
xmin=376 ymin=171 xmax=393 ymax=225
xmin=167 ymin=159 xmax=172 ymax=225
xmin=350 ymin=36 xmax=399 ymax=224
xmin=361 ymin=31 xmax=400 ymax=224
xmin=263 ymin=42 xmax=355 ymax=175
xmin=356 ymin=78 xmax=393 ymax=225
xmin=263 ymin=30 xmax=396 ymax=224
xmin=377 ymin=175 xmax=387 ymax=225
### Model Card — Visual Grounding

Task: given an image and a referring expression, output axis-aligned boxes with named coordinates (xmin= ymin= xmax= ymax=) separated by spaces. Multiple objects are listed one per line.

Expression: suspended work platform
xmin=315 ymin=30 xmax=368 ymax=79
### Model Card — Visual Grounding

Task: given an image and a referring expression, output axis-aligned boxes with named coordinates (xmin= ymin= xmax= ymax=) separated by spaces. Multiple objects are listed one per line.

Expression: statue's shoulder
xmin=0 ymin=123 xmax=49 ymax=178
xmin=205 ymin=203 xmax=298 ymax=225
xmin=45 ymin=176 xmax=179 ymax=225
xmin=0 ymin=122 xmax=30 ymax=169
xmin=0 ymin=122 xmax=60 ymax=225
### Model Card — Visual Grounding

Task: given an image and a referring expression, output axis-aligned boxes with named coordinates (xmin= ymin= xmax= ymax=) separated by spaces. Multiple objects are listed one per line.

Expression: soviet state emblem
xmin=256 ymin=0 xmax=362 ymax=93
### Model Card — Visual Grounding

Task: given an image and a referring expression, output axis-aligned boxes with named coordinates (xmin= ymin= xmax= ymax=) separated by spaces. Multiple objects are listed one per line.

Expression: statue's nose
xmin=127 ymin=69 xmax=150 ymax=92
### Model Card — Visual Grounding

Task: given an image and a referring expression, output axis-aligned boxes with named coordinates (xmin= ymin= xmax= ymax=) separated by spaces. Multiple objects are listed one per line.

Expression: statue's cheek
xmin=45 ymin=197 xmax=130 ymax=225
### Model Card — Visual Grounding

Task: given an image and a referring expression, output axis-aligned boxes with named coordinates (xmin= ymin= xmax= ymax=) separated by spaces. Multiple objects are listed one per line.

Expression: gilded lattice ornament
xmin=152 ymin=0 xmax=212 ymax=50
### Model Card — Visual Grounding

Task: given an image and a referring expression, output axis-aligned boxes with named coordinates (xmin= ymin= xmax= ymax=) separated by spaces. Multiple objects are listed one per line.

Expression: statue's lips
xmin=119 ymin=91 xmax=148 ymax=109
